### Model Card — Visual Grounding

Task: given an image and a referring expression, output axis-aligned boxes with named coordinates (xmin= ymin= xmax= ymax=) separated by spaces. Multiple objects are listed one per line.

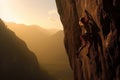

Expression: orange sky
xmin=0 ymin=0 xmax=63 ymax=30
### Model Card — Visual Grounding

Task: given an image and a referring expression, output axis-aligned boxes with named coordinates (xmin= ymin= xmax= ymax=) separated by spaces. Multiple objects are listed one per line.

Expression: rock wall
xmin=55 ymin=0 xmax=120 ymax=80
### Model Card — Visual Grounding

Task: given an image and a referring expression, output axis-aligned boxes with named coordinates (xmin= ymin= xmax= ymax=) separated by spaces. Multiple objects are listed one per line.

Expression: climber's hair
xmin=80 ymin=17 xmax=85 ymax=23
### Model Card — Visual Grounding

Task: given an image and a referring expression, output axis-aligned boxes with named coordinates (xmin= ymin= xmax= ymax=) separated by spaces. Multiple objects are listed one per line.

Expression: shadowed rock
xmin=55 ymin=0 xmax=120 ymax=80
xmin=0 ymin=19 xmax=55 ymax=80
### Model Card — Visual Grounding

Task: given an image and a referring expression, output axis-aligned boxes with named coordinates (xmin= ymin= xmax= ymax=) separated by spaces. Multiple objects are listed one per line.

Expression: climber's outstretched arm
xmin=85 ymin=10 xmax=92 ymax=20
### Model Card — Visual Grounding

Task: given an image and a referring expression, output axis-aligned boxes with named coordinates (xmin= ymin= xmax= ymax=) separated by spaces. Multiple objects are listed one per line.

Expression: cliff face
xmin=55 ymin=0 xmax=120 ymax=80
xmin=0 ymin=19 xmax=54 ymax=80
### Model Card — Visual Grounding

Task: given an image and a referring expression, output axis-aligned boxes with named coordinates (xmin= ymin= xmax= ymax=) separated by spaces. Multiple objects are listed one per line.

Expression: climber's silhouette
xmin=77 ymin=16 xmax=93 ymax=56
xmin=77 ymin=10 xmax=103 ymax=57
xmin=76 ymin=14 xmax=93 ymax=57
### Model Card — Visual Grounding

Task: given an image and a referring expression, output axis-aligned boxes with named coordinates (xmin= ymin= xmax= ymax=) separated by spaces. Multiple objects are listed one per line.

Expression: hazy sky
xmin=0 ymin=0 xmax=63 ymax=29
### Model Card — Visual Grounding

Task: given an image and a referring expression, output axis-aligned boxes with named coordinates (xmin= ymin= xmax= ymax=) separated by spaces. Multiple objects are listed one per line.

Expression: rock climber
xmin=77 ymin=10 xmax=103 ymax=57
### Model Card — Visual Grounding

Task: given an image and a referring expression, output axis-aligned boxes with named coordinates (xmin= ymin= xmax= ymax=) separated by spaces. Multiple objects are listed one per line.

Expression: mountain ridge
xmin=0 ymin=18 xmax=55 ymax=80
xmin=5 ymin=21 xmax=73 ymax=80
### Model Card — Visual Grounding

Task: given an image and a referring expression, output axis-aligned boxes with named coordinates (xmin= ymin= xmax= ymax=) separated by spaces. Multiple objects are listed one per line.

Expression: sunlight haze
xmin=0 ymin=1 xmax=73 ymax=79
xmin=0 ymin=0 xmax=63 ymax=29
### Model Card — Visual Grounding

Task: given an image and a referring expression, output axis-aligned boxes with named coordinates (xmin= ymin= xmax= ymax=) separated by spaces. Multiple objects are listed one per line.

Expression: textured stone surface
xmin=55 ymin=0 xmax=120 ymax=80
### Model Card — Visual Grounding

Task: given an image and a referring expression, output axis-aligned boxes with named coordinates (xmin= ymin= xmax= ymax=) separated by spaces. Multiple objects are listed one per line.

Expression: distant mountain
xmin=0 ymin=19 xmax=55 ymax=80
xmin=6 ymin=22 xmax=73 ymax=80
xmin=6 ymin=22 xmax=59 ymax=36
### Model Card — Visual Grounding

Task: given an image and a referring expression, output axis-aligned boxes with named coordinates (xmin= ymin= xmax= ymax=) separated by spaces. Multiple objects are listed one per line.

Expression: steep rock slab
xmin=55 ymin=0 xmax=120 ymax=80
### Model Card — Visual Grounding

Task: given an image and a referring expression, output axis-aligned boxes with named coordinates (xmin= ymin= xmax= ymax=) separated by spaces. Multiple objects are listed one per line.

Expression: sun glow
xmin=0 ymin=0 xmax=19 ymax=23
xmin=0 ymin=0 xmax=63 ymax=29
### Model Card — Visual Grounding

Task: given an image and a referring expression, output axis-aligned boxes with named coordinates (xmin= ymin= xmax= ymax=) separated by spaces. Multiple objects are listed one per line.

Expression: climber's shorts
xmin=82 ymin=33 xmax=93 ymax=41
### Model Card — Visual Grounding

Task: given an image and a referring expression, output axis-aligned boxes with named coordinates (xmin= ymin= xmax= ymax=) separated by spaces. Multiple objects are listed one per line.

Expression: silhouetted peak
xmin=0 ymin=18 xmax=7 ymax=30
xmin=0 ymin=18 xmax=55 ymax=80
